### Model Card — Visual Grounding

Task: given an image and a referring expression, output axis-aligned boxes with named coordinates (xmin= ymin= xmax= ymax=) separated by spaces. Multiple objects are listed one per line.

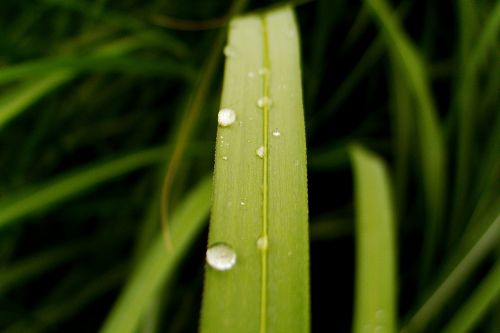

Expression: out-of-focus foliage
xmin=0 ymin=0 xmax=498 ymax=332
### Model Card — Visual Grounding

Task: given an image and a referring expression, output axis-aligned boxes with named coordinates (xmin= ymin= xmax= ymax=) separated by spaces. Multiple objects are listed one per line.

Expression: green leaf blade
xmin=200 ymin=6 xmax=309 ymax=333
xmin=350 ymin=145 xmax=397 ymax=333
xmin=100 ymin=177 xmax=212 ymax=333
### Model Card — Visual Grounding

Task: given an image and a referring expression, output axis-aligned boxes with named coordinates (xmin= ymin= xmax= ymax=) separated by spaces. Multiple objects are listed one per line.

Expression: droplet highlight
xmin=222 ymin=156 xmax=228 ymax=160
xmin=247 ymin=71 xmax=256 ymax=78
xmin=218 ymin=108 xmax=236 ymax=127
xmin=256 ymin=146 xmax=265 ymax=158
xmin=223 ymin=45 xmax=236 ymax=57
xmin=258 ymin=67 xmax=269 ymax=76
xmin=257 ymin=96 xmax=272 ymax=108
xmin=257 ymin=235 xmax=268 ymax=250
xmin=206 ymin=243 xmax=237 ymax=271
xmin=272 ymin=129 xmax=281 ymax=137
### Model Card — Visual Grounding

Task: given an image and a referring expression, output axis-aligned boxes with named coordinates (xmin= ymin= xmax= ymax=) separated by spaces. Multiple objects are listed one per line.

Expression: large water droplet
xmin=256 ymin=146 xmax=265 ymax=158
xmin=257 ymin=235 xmax=268 ymax=250
xmin=218 ymin=108 xmax=236 ymax=127
xmin=257 ymin=96 xmax=272 ymax=108
xmin=223 ymin=45 xmax=236 ymax=57
xmin=272 ymin=129 xmax=281 ymax=137
xmin=206 ymin=243 xmax=237 ymax=271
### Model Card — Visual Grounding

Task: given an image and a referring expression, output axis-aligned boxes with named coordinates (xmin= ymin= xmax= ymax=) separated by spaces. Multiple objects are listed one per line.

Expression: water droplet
xmin=257 ymin=96 xmax=272 ymax=108
xmin=222 ymin=156 xmax=228 ymax=160
xmin=257 ymin=235 xmax=268 ymax=250
xmin=240 ymin=200 xmax=246 ymax=206
xmin=218 ymin=108 xmax=236 ymax=127
xmin=223 ymin=45 xmax=236 ymax=57
xmin=206 ymin=243 xmax=237 ymax=271
xmin=256 ymin=146 xmax=265 ymax=158
xmin=248 ymin=71 xmax=255 ymax=78
xmin=258 ymin=67 xmax=269 ymax=76
xmin=272 ymin=129 xmax=281 ymax=137
xmin=375 ymin=309 xmax=385 ymax=321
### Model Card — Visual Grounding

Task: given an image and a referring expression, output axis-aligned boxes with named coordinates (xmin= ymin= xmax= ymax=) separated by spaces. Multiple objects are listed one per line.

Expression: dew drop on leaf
xmin=257 ymin=235 xmax=268 ymax=250
xmin=257 ymin=96 xmax=272 ymax=108
xmin=223 ymin=45 xmax=236 ymax=57
xmin=256 ymin=146 xmax=265 ymax=158
xmin=206 ymin=243 xmax=237 ymax=271
xmin=218 ymin=108 xmax=236 ymax=127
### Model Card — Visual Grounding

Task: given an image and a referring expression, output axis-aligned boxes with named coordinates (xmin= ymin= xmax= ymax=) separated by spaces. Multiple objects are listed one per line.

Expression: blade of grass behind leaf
xmin=100 ymin=176 xmax=212 ymax=333
xmin=0 ymin=147 xmax=166 ymax=229
xmin=402 ymin=206 xmax=500 ymax=332
xmin=0 ymin=37 xmax=149 ymax=131
xmin=442 ymin=260 xmax=500 ymax=333
xmin=365 ymin=0 xmax=446 ymax=286
xmin=350 ymin=144 xmax=397 ymax=333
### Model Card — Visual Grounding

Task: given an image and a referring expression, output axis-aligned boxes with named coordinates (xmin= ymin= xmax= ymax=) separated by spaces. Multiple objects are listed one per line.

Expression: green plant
xmin=0 ymin=0 xmax=498 ymax=332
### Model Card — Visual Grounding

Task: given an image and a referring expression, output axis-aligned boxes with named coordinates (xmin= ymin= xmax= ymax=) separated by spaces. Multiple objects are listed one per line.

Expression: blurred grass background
xmin=0 ymin=0 xmax=498 ymax=332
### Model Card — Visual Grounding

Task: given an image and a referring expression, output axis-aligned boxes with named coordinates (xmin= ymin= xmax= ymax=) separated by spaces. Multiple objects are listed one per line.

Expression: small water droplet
xmin=222 ymin=156 xmax=228 ymax=160
xmin=257 ymin=235 xmax=268 ymax=250
xmin=256 ymin=146 xmax=265 ymax=158
xmin=248 ymin=71 xmax=255 ymax=78
xmin=258 ymin=67 xmax=269 ymax=76
xmin=272 ymin=129 xmax=281 ymax=137
xmin=218 ymin=108 xmax=236 ymax=127
xmin=223 ymin=45 xmax=236 ymax=57
xmin=206 ymin=243 xmax=237 ymax=271
xmin=240 ymin=201 xmax=246 ymax=206
xmin=257 ymin=96 xmax=272 ymax=108
xmin=375 ymin=309 xmax=385 ymax=321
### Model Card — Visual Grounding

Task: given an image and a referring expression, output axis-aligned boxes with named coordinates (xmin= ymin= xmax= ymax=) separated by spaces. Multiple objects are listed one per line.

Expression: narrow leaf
xmin=0 ymin=147 xmax=166 ymax=229
xmin=350 ymin=145 xmax=397 ymax=333
xmin=402 ymin=208 xmax=500 ymax=332
xmin=100 ymin=177 xmax=212 ymax=333
xmin=442 ymin=260 xmax=500 ymax=333
xmin=365 ymin=0 xmax=446 ymax=283
xmin=200 ymin=6 xmax=309 ymax=333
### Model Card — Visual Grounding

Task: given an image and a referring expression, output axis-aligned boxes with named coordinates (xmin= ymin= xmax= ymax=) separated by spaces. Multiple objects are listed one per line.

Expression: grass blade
xmin=402 ymin=207 xmax=500 ymax=332
xmin=365 ymin=0 xmax=446 ymax=284
xmin=350 ymin=144 xmax=397 ymax=333
xmin=0 ymin=37 xmax=146 ymax=131
xmin=0 ymin=147 xmax=166 ymax=229
xmin=0 ymin=55 xmax=195 ymax=85
xmin=442 ymin=260 xmax=500 ymax=333
xmin=5 ymin=266 xmax=126 ymax=333
xmin=0 ymin=243 xmax=85 ymax=293
xmin=100 ymin=176 xmax=212 ymax=333
xmin=200 ymin=6 xmax=309 ymax=333
xmin=0 ymin=71 xmax=73 ymax=130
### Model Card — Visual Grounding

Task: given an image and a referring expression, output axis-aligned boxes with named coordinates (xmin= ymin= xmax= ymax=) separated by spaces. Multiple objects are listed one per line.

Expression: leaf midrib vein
xmin=259 ymin=13 xmax=270 ymax=333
